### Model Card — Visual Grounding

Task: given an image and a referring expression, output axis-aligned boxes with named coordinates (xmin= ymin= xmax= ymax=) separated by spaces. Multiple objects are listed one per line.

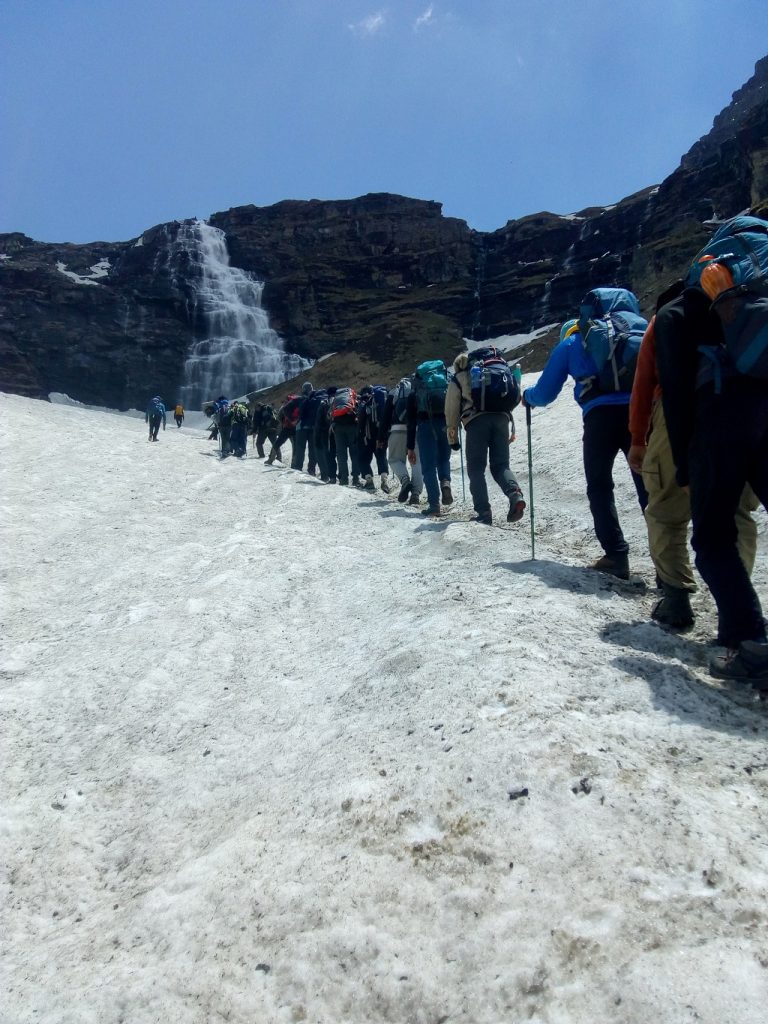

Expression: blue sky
xmin=2 ymin=1 xmax=767 ymax=243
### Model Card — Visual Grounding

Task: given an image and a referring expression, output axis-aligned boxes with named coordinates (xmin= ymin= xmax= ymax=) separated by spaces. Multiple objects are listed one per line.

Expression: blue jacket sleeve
xmin=523 ymin=339 xmax=571 ymax=408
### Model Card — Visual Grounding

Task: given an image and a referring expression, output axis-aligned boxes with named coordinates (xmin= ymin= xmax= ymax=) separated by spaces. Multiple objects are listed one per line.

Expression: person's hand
xmin=447 ymin=427 xmax=457 ymax=445
xmin=376 ymin=441 xmax=385 ymax=450
xmin=407 ymin=449 xmax=416 ymax=466
xmin=508 ymin=432 xmax=516 ymax=444
xmin=628 ymin=444 xmax=646 ymax=474
xmin=521 ymin=391 xmax=531 ymax=409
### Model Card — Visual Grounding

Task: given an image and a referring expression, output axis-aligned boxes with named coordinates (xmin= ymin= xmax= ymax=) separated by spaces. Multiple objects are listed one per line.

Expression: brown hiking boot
xmin=588 ymin=553 xmax=630 ymax=581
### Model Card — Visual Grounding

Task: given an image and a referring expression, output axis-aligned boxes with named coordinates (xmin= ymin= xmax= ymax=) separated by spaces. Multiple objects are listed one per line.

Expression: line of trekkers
xmin=175 ymin=215 xmax=768 ymax=691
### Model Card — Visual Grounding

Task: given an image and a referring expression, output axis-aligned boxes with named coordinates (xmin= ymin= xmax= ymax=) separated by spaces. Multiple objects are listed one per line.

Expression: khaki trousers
xmin=641 ymin=402 xmax=757 ymax=591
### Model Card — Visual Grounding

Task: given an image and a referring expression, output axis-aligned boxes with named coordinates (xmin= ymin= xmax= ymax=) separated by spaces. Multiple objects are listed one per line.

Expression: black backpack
xmin=468 ymin=347 xmax=521 ymax=413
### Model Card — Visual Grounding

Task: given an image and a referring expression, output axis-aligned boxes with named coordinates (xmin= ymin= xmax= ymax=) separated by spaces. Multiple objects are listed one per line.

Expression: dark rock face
xmin=1 ymin=58 xmax=767 ymax=408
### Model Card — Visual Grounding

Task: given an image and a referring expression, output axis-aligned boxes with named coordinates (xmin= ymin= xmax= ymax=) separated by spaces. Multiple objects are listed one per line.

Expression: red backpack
xmin=330 ymin=387 xmax=358 ymax=419
xmin=281 ymin=395 xmax=300 ymax=428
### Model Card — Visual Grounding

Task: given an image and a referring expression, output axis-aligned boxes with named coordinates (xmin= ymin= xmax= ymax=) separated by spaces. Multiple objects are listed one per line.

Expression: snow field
xmin=1 ymin=387 xmax=767 ymax=1024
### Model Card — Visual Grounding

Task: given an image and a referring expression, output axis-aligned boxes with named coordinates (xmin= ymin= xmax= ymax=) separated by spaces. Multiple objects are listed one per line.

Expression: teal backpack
xmin=413 ymin=360 xmax=448 ymax=414
xmin=685 ymin=215 xmax=768 ymax=380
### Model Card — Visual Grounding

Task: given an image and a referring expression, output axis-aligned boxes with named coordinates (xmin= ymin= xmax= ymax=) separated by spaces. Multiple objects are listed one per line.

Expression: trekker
xmin=655 ymin=216 xmax=768 ymax=685
xmin=252 ymin=403 xmax=281 ymax=459
xmin=406 ymin=360 xmax=453 ymax=517
xmin=628 ymin=288 xmax=758 ymax=630
xmin=329 ymin=386 xmax=361 ymax=486
xmin=445 ymin=348 xmax=525 ymax=526
xmin=378 ymin=377 xmax=423 ymax=505
xmin=266 ymin=393 xmax=301 ymax=465
xmin=357 ymin=385 xmax=391 ymax=492
xmin=229 ymin=400 xmax=250 ymax=458
xmin=313 ymin=387 xmax=338 ymax=483
xmin=293 ymin=382 xmax=324 ymax=475
xmin=523 ymin=291 xmax=649 ymax=580
xmin=174 ymin=403 xmax=184 ymax=428
xmin=207 ymin=396 xmax=232 ymax=456
xmin=146 ymin=396 xmax=166 ymax=441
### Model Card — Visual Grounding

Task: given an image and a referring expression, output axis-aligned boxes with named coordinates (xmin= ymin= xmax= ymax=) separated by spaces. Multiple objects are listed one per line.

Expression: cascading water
xmin=174 ymin=220 xmax=311 ymax=409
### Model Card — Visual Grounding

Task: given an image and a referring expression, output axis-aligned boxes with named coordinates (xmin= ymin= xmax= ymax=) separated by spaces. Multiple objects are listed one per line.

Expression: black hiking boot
xmin=651 ymin=584 xmax=695 ymax=630
xmin=588 ymin=552 xmax=630 ymax=581
xmin=710 ymin=641 xmax=768 ymax=688
xmin=507 ymin=490 xmax=526 ymax=523
xmin=408 ymin=493 xmax=420 ymax=506
xmin=421 ymin=505 xmax=441 ymax=517
xmin=380 ymin=474 xmax=391 ymax=494
xmin=473 ymin=512 xmax=493 ymax=526
xmin=364 ymin=474 xmax=376 ymax=491
xmin=440 ymin=481 xmax=454 ymax=506
xmin=398 ymin=480 xmax=412 ymax=503
xmin=352 ymin=475 xmax=362 ymax=488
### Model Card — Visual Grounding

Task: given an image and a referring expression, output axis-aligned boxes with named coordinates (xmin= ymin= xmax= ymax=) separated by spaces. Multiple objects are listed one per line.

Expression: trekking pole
xmin=526 ymin=404 xmax=535 ymax=560
xmin=458 ymin=424 xmax=466 ymax=502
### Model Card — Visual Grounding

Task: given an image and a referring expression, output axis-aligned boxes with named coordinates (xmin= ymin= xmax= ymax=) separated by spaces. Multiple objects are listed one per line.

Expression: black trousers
xmin=255 ymin=426 xmax=279 ymax=458
xmin=689 ymin=380 xmax=768 ymax=646
xmin=582 ymin=403 xmax=648 ymax=556
xmin=465 ymin=413 xmax=520 ymax=515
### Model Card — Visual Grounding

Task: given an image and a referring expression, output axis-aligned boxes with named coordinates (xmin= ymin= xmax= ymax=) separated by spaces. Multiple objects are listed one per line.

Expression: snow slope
xmin=2 ymin=389 xmax=767 ymax=1024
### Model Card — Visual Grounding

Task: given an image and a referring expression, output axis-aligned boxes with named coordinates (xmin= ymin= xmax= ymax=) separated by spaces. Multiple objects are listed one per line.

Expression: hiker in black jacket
xmin=656 ymin=287 xmax=768 ymax=685
xmin=292 ymin=382 xmax=320 ymax=474
xmin=357 ymin=385 xmax=390 ymax=492
xmin=252 ymin=403 xmax=281 ymax=459
xmin=313 ymin=387 xmax=338 ymax=483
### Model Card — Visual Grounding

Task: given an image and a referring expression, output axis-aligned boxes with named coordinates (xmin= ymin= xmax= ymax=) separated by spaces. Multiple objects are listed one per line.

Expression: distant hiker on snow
xmin=146 ymin=396 xmax=166 ymax=441
xmin=174 ymin=403 xmax=184 ymax=428
xmin=655 ymin=215 xmax=768 ymax=686
xmin=266 ymin=393 xmax=301 ymax=465
xmin=293 ymin=381 xmax=322 ymax=475
xmin=406 ymin=360 xmax=453 ymax=517
xmin=251 ymin=402 xmax=281 ymax=460
xmin=228 ymin=400 xmax=250 ymax=458
xmin=205 ymin=396 xmax=232 ymax=456
xmin=313 ymin=387 xmax=338 ymax=483
xmin=378 ymin=377 xmax=423 ymax=505
xmin=628 ymin=285 xmax=759 ymax=631
xmin=523 ymin=289 xmax=649 ymax=580
xmin=357 ymin=385 xmax=391 ymax=492
xmin=446 ymin=348 xmax=525 ymax=526
xmin=328 ymin=386 xmax=361 ymax=486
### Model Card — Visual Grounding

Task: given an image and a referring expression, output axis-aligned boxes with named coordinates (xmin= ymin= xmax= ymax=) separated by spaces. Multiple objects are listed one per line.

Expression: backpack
xmin=413 ymin=360 xmax=448 ymax=414
xmin=281 ymin=395 xmax=300 ymax=428
xmin=257 ymin=404 xmax=277 ymax=428
xmin=300 ymin=389 xmax=327 ymax=426
xmin=175 ymin=405 xmax=183 ymax=416
xmin=330 ymin=387 xmax=358 ymax=420
xmin=368 ymin=385 xmax=389 ymax=428
xmin=148 ymin=397 xmax=164 ymax=418
xmin=467 ymin=347 xmax=521 ymax=413
xmin=577 ymin=288 xmax=647 ymax=399
xmin=231 ymin=402 xmax=249 ymax=424
xmin=390 ymin=377 xmax=412 ymax=423
xmin=685 ymin=215 xmax=768 ymax=380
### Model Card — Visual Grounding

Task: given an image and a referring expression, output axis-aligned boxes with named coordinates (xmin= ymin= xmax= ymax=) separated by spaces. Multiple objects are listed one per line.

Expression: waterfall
xmin=174 ymin=220 xmax=311 ymax=409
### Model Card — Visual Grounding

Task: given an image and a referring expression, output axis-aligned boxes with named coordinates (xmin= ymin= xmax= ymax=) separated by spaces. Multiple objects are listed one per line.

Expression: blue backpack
xmin=147 ymin=397 xmax=165 ymax=418
xmin=577 ymin=288 xmax=647 ymax=400
xmin=413 ymin=360 xmax=448 ymax=414
xmin=468 ymin=346 xmax=521 ymax=413
xmin=685 ymin=215 xmax=768 ymax=380
xmin=368 ymin=385 xmax=389 ymax=429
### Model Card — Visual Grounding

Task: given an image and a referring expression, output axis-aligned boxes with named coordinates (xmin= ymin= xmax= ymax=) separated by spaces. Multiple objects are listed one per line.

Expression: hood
xmin=453 ymin=353 xmax=470 ymax=372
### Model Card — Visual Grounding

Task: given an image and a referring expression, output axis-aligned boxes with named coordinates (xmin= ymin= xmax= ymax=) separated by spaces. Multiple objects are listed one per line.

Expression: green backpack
xmin=413 ymin=360 xmax=448 ymax=414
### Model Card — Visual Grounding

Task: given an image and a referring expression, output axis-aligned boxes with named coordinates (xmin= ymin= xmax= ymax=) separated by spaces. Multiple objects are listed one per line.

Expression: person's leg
xmin=335 ymin=425 xmax=351 ymax=484
xmin=465 ymin=418 xmax=491 ymax=515
xmin=487 ymin=414 xmax=521 ymax=496
xmin=417 ymin=421 xmax=440 ymax=509
xmin=256 ymin=428 xmax=267 ymax=458
xmin=690 ymin=388 xmax=768 ymax=646
xmin=582 ymin=404 xmax=628 ymax=556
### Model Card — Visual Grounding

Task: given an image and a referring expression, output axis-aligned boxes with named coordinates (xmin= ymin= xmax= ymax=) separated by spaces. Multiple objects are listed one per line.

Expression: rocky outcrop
xmin=1 ymin=58 xmax=767 ymax=408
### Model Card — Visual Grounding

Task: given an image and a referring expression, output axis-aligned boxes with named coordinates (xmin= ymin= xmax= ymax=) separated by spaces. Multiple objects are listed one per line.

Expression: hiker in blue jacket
xmin=523 ymin=316 xmax=648 ymax=579
xmin=145 ymin=396 xmax=166 ymax=441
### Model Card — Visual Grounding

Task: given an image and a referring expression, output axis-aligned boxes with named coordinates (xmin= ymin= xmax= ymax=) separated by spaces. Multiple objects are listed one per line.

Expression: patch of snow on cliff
xmin=0 ymin=253 xmax=11 ymax=261
xmin=465 ymin=323 xmax=558 ymax=354
xmin=55 ymin=258 xmax=111 ymax=285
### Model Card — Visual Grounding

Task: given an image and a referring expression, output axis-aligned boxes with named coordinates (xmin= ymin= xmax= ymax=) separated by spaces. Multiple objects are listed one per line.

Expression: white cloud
xmin=349 ymin=10 xmax=386 ymax=36
xmin=414 ymin=4 xmax=434 ymax=31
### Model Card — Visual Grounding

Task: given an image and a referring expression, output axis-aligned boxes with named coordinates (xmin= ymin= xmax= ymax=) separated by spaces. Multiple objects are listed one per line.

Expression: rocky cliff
xmin=2 ymin=57 xmax=767 ymax=409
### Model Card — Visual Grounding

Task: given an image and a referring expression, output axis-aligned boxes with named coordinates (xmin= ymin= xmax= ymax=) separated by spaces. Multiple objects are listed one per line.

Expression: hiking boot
xmin=352 ymin=475 xmax=362 ymax=488
xmin=440 ymin=481 xmax=454 ymax=505
xmin=364 ymin=474 xmax=376 ymax=491
xmin=380 ymin=473 xmax=391 ymax=494
xmin=265 ymin=454 xmax=275 ymax=465
xmin=588 ymin=553 xmax=630 ymax=581
xmin=710 ymin=641 xmax=768 ymax=687
xmin=328 ymin=477 xmax=337 ymax=484
xmin=320 ymin=475 xmax=329 ymax=482
xmin=651 ymin=584 xmax=695 ymax=630
xmin=421 ymin=505 xmax=441 ymax=517
xmin=408 ymin=493 xmax=421 ymax=506
xmin=507 ymin=490 xmax=526 ymax=523
xmin=398 ymin=480 xmax=412 ymax=503
xmin=473 ymin=512 xmax=493 ymax=526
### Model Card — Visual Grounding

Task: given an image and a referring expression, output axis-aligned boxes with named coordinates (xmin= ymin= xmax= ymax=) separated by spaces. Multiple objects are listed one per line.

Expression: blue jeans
xmin=417 ymin=417 xmax=451 ymax=508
